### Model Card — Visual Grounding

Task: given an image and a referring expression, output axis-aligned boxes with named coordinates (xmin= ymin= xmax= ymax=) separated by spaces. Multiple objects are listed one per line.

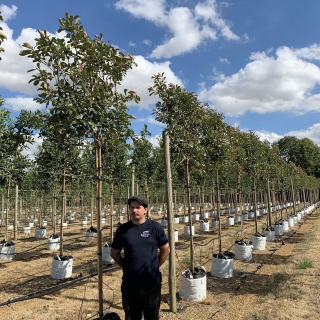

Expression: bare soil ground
xmin=1 ymin=204 xmax=319 ymax=320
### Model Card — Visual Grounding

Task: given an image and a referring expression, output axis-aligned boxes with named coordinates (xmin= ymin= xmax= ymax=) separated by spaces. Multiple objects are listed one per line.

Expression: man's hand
xmin=158 ymin=243 xmax=170 ymax=267
xmin=111 ymin=248 xmax=123 ymax=268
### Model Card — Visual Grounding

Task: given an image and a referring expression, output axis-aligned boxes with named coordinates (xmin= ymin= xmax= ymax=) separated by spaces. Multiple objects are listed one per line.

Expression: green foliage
xmin=275 ymin=136 xmax=320 ymax=178
xmin=20 ymin=12 xmax=139 ymax=146
xmin=149 ymin=73 xmax=205 ymax=171
xmin=131 ymin=125 xmax=156 ymax=183
xmin=297 ymin=258 xmax=313 ymax=269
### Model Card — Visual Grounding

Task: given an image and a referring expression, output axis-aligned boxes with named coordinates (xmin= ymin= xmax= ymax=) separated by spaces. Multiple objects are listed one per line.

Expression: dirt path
xmin=159 ymin=208 xmax=320 ymax=320
xmin=1 ymin=206 xmax=320 ymax=320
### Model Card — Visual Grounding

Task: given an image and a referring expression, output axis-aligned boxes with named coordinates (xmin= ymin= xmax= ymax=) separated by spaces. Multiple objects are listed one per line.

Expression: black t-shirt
xmin=112 ymin=219 xmax=168 ymax=285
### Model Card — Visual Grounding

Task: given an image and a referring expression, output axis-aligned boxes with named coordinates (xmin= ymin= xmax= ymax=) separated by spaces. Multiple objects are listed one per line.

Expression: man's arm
xmin=158 ymin=243 xmax=170 ymax=267
xmin=110 ymin=248 xmax=123 ymax=269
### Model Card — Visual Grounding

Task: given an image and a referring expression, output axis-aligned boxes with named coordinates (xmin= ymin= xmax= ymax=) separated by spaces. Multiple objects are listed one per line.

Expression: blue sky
xmin=1 ymin=0 xmax=320 ymax=153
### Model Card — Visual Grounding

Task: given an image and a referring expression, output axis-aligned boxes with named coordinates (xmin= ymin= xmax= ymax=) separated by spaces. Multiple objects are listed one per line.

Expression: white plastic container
xmin=211 ymin=252 xmax=234 ymax=278
xmin=179 ymin=270 xmax=206 ymax=302
xmin=263 ymin=227 xmax=275 ymax=241
xmin=200 ymin=220 xmax=209 ymax=232
xmin=234 ymin=241 xmax=253 ymax=261
xmin=102 ymin=243 xmax=114 ymax=264
xmin=226 ymin=216 xmax=234 ymax=226
xmin=35 ymin=227 xmax=47 ymax=238
xmin=0 ymin=241 xmax=15 ymax=260
xmin=51 ymin=255 xmax=73 ymax=279
xmin=182 ymin=215 xmax=189 ymax=223
xmin=184 ymin=224 xmax=194 ymax=236
xmin=47 ymin=234 xmax=60 ymax=250
xmin=174 ymin=217 xmax=180 ymax=224
xmin=193 ymin=213 xmax=200 ymax=221
xmin=251 ymin=233 xmax=266 ymax=250
xmin=161 ymin=218 xmax=168 ymax=227
xmin=211 ymin=219 xmax=219 ymax=228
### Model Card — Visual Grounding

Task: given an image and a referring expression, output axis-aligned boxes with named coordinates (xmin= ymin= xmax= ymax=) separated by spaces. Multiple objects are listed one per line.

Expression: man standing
xmin=111 ymin=195 xmax=170 ymax=320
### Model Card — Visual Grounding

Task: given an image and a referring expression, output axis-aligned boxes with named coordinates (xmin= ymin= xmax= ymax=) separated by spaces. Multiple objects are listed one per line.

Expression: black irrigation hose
xmin=0 ymin=265 xmax=120 ymax=307
xmin=210 ymin=208 xmax=318 ymax=318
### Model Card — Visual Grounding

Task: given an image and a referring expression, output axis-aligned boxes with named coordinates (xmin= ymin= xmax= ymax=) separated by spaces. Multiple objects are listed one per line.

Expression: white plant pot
xmin=282 ymin=220 xmax=289 ymax=231
xmin=263 ymin=228 xmax=275 ymax=241
xmin=251 ymin=234 xmax=266 ymax=250
xmin=85 ymin=231 xmax=97 ymax=242
xmin=211 ymin=252 xmax=234 ymax=278
xmin=47 ymin=235 xmax=60 ymax=250
xmin=35 ymin=227 xmax=47 ymax=239
xmin=226 ymin=216 xmax=234 ymax=226
xmin=102 ymin=244 xmax=114 ymax=264
xmin=166 ymin=230 xmax=179 ymax=243
xmin=184 ymin=225 xmax=194 ymax=236
xmin=161 ymin=218 xmax=168 ymax=227
xmin=234 ymin=241 xmax=253 ymax=261
xmin=211 ymin=219 xmax=219 ymax=228
xmin=200 ymin=221 xmax=209 ymax=232
xmin=182 ymin=215 xmax=189 ymax=223
xmin=179 ymin=273 xmax=206 ymax=302
xmin=234 ymin=215 xmax=241 ymax=224
xmin=174 ymin=217 xmax=180 ymax=224
xmin=193 ymin=213 xmax=200 ymax=221
xmin=51 ymin=256 xmax=73 ymax=279
xmin=0 ymin=242 xmax=15 ymax=260
xmin=273 ymin=223 xmax=283 ymax=236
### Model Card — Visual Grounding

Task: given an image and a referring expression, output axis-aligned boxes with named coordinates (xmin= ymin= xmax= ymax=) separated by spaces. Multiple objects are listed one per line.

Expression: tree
xmin=20 ymin=13 xmax=139 ymax=318
xmin=149 ymin=72 xmax=205 ymax=272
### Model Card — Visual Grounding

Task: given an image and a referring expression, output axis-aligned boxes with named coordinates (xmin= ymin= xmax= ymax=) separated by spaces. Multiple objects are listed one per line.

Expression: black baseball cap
xmin=128 ymin=195 xmax=149 ymax=207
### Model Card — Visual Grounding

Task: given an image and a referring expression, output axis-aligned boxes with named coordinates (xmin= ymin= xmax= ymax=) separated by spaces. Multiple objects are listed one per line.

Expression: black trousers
xmin=121 ymin=281 xmax=161 ymax=320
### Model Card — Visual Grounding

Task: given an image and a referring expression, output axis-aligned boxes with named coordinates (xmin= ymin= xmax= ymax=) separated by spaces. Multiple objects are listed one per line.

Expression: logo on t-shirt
xmin=141 ymin=230 xmax=151 ymax=237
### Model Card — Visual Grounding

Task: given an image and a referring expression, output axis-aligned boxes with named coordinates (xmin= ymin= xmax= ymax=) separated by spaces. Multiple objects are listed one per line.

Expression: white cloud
xmin=285 ymin=123 xmax=320 ymax=146
xmin=252 ymin=123 xmax=320 ymax=146
xmin=22 ymin=134 xmax=43 ymax=159
xmin=0 ymin=7 xmax=66 ymax=95
xmin=115 ymin=0 xmax=240 ymax=59
xmin=136 ymin=116 xmax=162 ymax=125
xmin=129 ymin=41 xmax=136 ymax=47
xmin=115 ymin=0 xmax=166 ymax=23
xmin=143 ymin=39 xmax=151 ymax=46
xmin=147 ymin=135 xmax=161 ymax=147
xmin=199 ymin=45 xmax=320 ymax=116
xmin=219 ymin=57 xmax=230 ymax=64
xmin=254 ymin=130 xmax=283 ymax=144
xmin=4 ymin=96 xmax=42 ymax=111
xmin=0 ymin=4 xmax=17 ymax=21
xmin=121 ymin=55 xmax=183 ymax=109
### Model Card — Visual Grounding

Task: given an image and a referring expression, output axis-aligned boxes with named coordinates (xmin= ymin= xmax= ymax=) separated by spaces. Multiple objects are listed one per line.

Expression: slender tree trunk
xmin=252 ymin=177 xmax=258 ymax=233
xmin=5 ymin=177 xmax=11 ymax=241
xmin=53 ymin=190 xmax=57 ymax=234
xmin=59 ymin=170 xmax=66 ymax=257
xmin=95 ymin=139 xmax=104 ymax=319
xmin=14 ymin=184 xmax=18 ymax=241
xmin=110 ymin=181 xmax=114 ymax=239
xmin=163 ymin=130 xmax=176 ymax=312
xmin=216 ymin=168 xmax=222 ymax=253
xmin=185 ymin=158 xmax=194 ymax=271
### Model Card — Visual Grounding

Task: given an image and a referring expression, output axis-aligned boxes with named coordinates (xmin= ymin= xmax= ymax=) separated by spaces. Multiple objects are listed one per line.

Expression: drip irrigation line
xmin=0 ymin=265 xmax=120 ymax=307
xmin=78 ymin=278 xmax=90 ymax=320
xmin=210 ymin=208 xmax=318 ymax=318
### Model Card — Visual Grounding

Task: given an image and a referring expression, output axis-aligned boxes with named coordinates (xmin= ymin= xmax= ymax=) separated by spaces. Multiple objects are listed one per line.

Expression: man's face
xmin=129 ymin=200 xmax=147 ymax=224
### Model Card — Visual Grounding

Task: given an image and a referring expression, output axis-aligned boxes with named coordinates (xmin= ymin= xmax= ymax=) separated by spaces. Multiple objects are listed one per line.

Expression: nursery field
xmin=0 ymin=203 xmax=319 ymax=320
